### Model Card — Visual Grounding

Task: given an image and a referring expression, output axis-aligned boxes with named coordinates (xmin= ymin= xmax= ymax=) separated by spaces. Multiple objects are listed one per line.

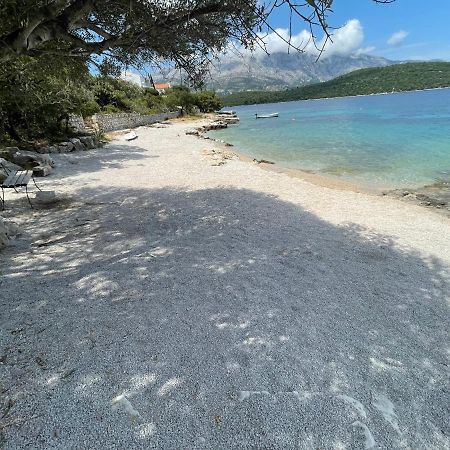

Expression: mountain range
xmin=220 ymin=61 xmax=450 ymax=106
xmin=205 ymin=52 xmax=394 ymax=93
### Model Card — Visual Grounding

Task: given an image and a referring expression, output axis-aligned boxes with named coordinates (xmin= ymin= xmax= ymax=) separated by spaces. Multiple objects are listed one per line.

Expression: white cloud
xmin=355 ymin=46 xmax=376 ymax=55
xmin=321 ymin=19 xmax=365 ymax=57
xmin=120 ymin=71 xmax=143 ymax=85
xmin=387 ymin=30 xmax=409 ymax=46
xmin=247 ymin=19 xmax=364 ymax=59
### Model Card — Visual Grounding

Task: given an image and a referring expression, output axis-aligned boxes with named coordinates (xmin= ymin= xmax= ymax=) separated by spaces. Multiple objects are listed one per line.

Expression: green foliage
xmin=221 ymin=62 xmax=450 ymax=106
xmin=0 ymin=55 xmax=98 ymax=142
xmin=144 ymin=88 xmax=160 ymax=97
xmin=90 ymin=76 xmax=144 ymax=112
xmin=164 ymin=87 xmax=195 ymax=113
xmin=0 ymin=49 xmax=221 ymax=143
xmin=0 ymin=59 xmax=220 ymax=143
xmin=193 ymin=91 xmax=222 ymax=113
xmin=161 ymin=87 xmax=222 ymax=113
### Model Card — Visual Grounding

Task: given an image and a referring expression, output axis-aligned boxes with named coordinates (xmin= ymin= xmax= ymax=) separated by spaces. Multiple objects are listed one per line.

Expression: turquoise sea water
xmin=211 ymin=89 xmax=450 ymax=191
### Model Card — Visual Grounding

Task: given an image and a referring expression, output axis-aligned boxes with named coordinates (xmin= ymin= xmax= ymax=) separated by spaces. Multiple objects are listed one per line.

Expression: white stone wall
xmin=68 ymin=115 xmax=86 ymax=132
xmin=92 ymin=111 xmax=180 ymax=132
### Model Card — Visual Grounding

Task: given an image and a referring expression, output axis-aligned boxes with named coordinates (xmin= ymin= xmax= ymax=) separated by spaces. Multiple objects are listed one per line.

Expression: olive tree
xmin=1 ymin=1 xmax=394 ymax=81
xmin=0 ymin=55 xmax=98 ymax=141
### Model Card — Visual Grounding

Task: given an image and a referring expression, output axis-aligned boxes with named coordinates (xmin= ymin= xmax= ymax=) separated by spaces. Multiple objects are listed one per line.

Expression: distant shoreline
xmin=223 ymin=85 xmax=450 ymax=108
xmin=295 ymin=86 xmax=450 ymax=103
xmin=220 ymin=61 xmax=450 ymax=107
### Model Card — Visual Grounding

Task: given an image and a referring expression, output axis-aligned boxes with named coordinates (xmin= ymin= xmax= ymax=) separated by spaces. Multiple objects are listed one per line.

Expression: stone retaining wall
xmin=92 ymin=111 xmax=180 ymax=132
xmin=68 ymin=115 xmax=86 ymax=132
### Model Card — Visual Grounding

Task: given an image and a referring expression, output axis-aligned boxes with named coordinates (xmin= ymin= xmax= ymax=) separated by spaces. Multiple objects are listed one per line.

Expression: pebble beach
xmin=1 ymin=118 xmax=449 ymax=449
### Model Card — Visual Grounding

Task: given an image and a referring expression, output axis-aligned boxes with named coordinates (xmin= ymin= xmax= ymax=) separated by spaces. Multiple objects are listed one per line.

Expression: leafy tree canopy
xmin=0 ymin=53 xmax=221 ymax=143
xmin=0 ymin=55 xmax=98 ymax=141
xmin=0 ymin=1 xmax=394 ymax=83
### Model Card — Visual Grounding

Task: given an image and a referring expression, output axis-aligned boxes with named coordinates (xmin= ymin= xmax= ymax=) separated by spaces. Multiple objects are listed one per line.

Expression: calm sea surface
xmin=211 ymin=89 xmax=450 ymax=191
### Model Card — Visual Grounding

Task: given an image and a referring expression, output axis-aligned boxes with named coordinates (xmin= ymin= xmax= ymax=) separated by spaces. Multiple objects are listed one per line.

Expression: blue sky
xmin=265 ymin=0 xmax=450 ymax=61
xmin=122 ymin=1 xmax=450 ymax=81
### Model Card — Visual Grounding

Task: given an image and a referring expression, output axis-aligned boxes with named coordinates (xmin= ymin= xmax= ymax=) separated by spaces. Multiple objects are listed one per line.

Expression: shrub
xmin=0 ymin=55 xmax=98 ymax=142
xmin=193 ymin=91 xmax=222 ymax=112
xmin=164 ymin=87 xmax=196 ymax=113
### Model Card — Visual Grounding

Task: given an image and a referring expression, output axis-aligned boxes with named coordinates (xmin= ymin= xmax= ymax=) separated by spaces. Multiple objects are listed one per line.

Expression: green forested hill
xmin=221 ymin=62 xmax=450 ymax=106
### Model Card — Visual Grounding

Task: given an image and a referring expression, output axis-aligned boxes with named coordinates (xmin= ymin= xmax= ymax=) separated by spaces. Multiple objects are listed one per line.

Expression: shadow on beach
xmin=49 ymin=143 xmax=157 ymax=179
xmin=1 ymin=185 xmax=449 ymax=448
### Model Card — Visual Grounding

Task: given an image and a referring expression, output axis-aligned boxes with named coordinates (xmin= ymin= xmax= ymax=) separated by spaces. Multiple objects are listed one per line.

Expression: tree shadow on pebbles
xmin=49 ymin=143 xmax=158 ymax=179
xmin=1 ymin=186 xmax=449 ymax=449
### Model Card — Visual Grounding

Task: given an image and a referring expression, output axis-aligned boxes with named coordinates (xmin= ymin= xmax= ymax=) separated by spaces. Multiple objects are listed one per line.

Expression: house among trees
xmin=154 ymin=83 xmax=172 ymax=94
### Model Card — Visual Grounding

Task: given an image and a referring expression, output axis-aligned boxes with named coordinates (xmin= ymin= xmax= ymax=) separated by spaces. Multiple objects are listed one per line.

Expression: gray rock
xmin=33 ymin=165 xmax=53 ymax=177
xmin=35 ymin=190 xmax=56 ymax=203
xmin=69 ymin=138 xmax=86 ymax=152
xmin=79 ymin=136 xmax=95 ymax=149
xmin=52 ymin=142 xmax=75 ymax=153
xmin=46 ymin=146 xmax=59 ymax=154
xmin=57 ymin=143 xmax=73 ymax=153
xmin=10 ymin=150 xmax=53 ymax=169
xmin=0 ymin=216 xmax=9 ymax=248
xmin=202 ymin=122 xmax=227 ymax=131
xmin=0 ymin=216 xmax=20 ymax=249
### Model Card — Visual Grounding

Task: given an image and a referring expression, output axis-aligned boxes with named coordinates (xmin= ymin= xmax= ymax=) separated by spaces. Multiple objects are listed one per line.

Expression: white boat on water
xmin=255 ymin=113 xmax=279 ymax=119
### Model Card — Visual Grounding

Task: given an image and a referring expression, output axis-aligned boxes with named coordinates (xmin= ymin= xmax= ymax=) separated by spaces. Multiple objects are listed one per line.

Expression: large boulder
xmin=9 ymin=150 xmax=54 ymax=169
xmin=33 ymin=165 xmax=53 ymax=177
xmin=79 ymin=136 xmax=95 ymax=149
xmin=35 ymin=146 xmax=55 ymax=154
xmin=69 ymin=138 xmax=86 ymax=152
xmin=57 ymin=142 xmax=75 ymax=153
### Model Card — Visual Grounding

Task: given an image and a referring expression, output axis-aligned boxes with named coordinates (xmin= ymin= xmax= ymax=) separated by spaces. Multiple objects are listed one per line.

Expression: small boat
xmin=124 ymin=131 xmax=138 ymax=141
xmin=255 ymin=113 xmax=279 ymax=119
